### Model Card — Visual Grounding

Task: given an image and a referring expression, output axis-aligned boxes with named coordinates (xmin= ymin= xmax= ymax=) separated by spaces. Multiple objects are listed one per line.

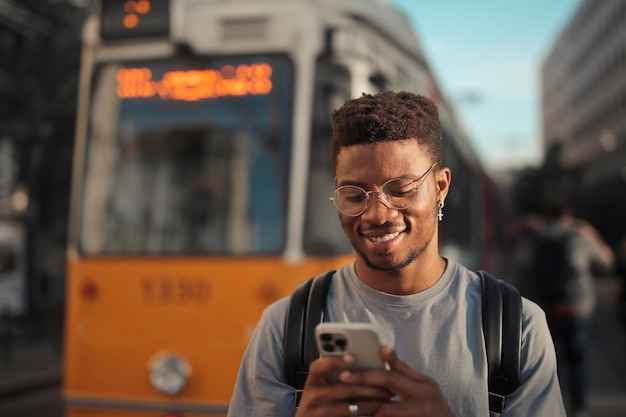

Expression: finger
xmin=296 ymin=382 xmax=393 ymax=416
xmin=380 ymin=347 xmax=451 ymax=409
xmin=339 ymin=384 xmax=395 ymax=403
xmin=339 ymin=368 xmax=453 ymax=417
xmin=339 ymin=348 xmax=434 ymax=400
xmin=308 ymin=376 xmax=394 ymax=402
xmin=338 ymin=347 xmax=454 ymax=416
xmin=300 ymin=399 xmax=389 ymax=417
xmin=305 ymin=354 xmax=354 ymax=386
xmin=380 ymin=345 xmax=429 ymax=382
xmin=348 ymin=399 xmax=391 ymax=417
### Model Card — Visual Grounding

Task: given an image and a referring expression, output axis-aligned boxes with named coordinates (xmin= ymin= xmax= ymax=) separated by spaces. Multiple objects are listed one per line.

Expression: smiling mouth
xmin=367 ymin=231 xmax=401 ymax=243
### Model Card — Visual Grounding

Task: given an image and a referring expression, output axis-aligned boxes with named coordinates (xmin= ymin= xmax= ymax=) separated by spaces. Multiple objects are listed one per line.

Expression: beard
xmin=351 ymin=235 xmax=432 ymax=272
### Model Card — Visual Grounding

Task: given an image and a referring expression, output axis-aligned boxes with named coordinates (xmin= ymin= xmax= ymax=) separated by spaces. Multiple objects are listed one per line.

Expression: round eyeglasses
xmin=329 ymin=163 xmax=438 ymax=216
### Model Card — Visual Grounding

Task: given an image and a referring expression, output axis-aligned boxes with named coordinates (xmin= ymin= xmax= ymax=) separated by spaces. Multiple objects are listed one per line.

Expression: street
xmin=0 ymin=384 xmax=63 ymax=417
xmin=575 ymin=279 xmax=626 ymax=417
xmin=1 ymin=281 xmax=625 ymax=417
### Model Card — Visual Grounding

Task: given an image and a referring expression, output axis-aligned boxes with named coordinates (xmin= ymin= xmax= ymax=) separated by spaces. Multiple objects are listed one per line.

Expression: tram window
xmin=304 ymin=59 xmax=353 ymax=255
xmin=79 ymin=56 xmax=293 ymax=255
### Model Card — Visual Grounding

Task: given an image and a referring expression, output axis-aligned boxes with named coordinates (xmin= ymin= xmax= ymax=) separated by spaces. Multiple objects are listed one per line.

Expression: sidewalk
xmin=562 ymin=279 xmax=626 ymax=417
xmin=588 ymin=340 xmax=626 ymax=417
xmin=0 ymin=316 xmax=63 ymax=397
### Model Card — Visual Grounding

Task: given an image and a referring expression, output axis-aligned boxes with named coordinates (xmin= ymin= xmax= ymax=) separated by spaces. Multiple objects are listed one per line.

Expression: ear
xmin=435 ymin=167 xmax=451 ymax=202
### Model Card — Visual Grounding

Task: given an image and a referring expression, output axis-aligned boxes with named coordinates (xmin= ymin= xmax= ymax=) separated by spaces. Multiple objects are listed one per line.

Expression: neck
xmin=355 ymin=253 xmax=447 ymax=295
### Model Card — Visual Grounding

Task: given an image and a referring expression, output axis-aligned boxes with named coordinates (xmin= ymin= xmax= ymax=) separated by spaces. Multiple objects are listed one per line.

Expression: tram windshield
xmin=79 ymin=55 xmax=292 ymax=255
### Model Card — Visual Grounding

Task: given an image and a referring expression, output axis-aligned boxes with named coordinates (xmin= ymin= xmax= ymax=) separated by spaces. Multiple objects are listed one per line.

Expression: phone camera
xmin=335 ymin=337 xmax=347 ymax=350
xmin=320 ymin=333 xmax=333 ymax=342
xmin=320 ymin=333 xmax=349 ymax=352
xmin=322 ymin=343 xmax=335 ymax=352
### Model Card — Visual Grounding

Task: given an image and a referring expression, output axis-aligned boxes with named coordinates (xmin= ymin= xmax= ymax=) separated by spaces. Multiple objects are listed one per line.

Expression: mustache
xmin=359 ymin=221 xmax=406 ymax=233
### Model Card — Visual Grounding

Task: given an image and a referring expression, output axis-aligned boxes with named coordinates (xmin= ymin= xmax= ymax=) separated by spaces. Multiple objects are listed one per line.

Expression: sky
xmin=390 ymin=0 xmax=582 ymax=172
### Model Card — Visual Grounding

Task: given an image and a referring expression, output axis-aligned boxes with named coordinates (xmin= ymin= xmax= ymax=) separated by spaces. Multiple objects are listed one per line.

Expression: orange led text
xmin=123 ymin=0 xmax=152 ymax=29
xmin=116 ymin=64 xmax=273 ymax=100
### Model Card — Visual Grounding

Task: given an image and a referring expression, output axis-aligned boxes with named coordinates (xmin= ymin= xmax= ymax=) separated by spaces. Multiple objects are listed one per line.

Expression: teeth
xmin=368 ymin=232 xmax=400 ymax=243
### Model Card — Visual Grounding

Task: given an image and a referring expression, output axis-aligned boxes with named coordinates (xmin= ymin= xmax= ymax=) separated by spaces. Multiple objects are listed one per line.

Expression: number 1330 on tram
xmin=63 ymin=0 xmax=488 ymax=416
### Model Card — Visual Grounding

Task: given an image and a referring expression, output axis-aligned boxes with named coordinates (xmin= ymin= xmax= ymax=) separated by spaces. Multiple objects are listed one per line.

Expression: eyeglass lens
xmin=332 ymin=178 xmax=418 ymax=215
xmin=331 ymin=163 xmax=436 ymax=216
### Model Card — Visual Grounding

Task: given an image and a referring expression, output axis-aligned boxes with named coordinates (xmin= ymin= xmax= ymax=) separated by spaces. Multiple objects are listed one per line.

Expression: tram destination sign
xmin=116 ymin=63 xmax=274 ymax=101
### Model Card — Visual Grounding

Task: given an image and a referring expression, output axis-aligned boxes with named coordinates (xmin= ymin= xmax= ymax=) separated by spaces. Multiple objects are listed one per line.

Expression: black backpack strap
xmin=283 ymin=278 xmax=313 ymax=391
xmin=479 ymin=270 xmax=522 ymax=414
xmin=283 ymin=270 xmax=334 ymax=406
xmin=303 ymin=272 xmax=335 ymax=367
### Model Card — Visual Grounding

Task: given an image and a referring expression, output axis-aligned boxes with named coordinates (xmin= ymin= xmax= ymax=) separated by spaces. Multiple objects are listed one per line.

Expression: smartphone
xmin=315 ymin=322 xmax=387 ymax=383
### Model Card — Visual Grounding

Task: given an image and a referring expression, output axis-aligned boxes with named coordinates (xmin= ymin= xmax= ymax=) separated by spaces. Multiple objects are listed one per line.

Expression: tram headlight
xmin=148 ymin=352 xmax=192 ymax=396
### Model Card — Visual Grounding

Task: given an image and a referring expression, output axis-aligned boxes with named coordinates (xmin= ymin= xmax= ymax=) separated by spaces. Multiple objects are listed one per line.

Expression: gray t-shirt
xmin=227 ymin=260 xmax=565 ymax=416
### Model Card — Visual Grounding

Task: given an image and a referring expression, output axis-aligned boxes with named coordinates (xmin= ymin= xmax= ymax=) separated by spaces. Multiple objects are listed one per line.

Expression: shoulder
xmin=241 ymin=295 xmax=291 ymax=354
xmin=443 ymin=259 xmax=482 ymax=288
xmin=449 ymin=262 xmax=498 ymax=299
xmin=260 ymin=296 xmax=291 ymax=330
xmin=521 ymin=296 xmax=547 ymax=327
xmin=257 ymin=273 xmax=332 ymax=341
xmin=468 ymin=267 xmax=548 ymax=339
xmin=519 ymin=296 xmax=554 ymax=358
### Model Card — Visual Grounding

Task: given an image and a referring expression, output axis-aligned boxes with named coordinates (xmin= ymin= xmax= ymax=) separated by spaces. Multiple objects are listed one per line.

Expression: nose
xmin=361 ymin=192 xmax=398 ymax=223
xmin=365 ymin=190 xmax=397 ymax=207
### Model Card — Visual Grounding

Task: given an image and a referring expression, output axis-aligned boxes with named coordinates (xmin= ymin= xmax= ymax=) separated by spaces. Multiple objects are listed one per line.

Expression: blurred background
xmin=0 ymin=0 xmax=625 ymax=416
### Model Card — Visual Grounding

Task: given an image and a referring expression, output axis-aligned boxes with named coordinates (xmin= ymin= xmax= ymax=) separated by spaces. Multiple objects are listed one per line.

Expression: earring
xmin=437 ymin=199 xmax=444 ymax=221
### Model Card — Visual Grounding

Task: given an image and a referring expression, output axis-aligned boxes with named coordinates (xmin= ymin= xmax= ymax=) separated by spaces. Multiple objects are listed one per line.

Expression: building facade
xmin=541 ymin=0 xmax=626 ymax=246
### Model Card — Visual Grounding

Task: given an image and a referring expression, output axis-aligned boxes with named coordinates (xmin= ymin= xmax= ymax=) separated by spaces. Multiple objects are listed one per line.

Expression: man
xmin=227 ymin=91 xmax=565 ymax=416
xmin=531 ymin=196 xmax=614 ymax=417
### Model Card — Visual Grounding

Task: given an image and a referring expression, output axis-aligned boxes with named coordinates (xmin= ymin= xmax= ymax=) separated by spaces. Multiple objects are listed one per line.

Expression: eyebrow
xmin=336 ymin=173 xmax=419 ymax=188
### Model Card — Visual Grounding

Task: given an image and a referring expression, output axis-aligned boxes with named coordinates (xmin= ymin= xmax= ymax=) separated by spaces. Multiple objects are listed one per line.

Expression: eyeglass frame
xmin=329 ymin=162 xmax=439 ymax=217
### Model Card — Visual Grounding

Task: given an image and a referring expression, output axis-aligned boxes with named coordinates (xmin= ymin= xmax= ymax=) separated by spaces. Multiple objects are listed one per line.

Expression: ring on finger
xmin=348 ymin=402 xmax=358 ymax=417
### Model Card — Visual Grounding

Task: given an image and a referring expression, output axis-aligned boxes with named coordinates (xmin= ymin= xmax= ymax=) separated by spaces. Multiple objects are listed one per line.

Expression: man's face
xmin=334 ymin=140 xmax=444 ymax=273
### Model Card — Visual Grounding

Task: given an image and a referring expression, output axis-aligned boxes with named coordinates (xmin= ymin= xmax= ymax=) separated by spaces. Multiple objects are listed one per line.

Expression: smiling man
xmin=227 ymin=91 xmax=566 ymax=417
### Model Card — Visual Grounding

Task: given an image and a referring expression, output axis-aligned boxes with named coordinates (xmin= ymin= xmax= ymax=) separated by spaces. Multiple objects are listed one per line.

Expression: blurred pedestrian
xmin=530 ymin=195 xmax=614 ymax=417
xmin=506 ymin=213 xmax=546 ymax=295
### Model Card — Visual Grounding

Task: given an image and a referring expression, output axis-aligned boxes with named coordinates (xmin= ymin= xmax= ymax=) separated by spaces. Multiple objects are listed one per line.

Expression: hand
xmin=296 ymin=353 xmax=394 ymax=417
xmin=337 ymin=346 xmax=455 ymax=417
